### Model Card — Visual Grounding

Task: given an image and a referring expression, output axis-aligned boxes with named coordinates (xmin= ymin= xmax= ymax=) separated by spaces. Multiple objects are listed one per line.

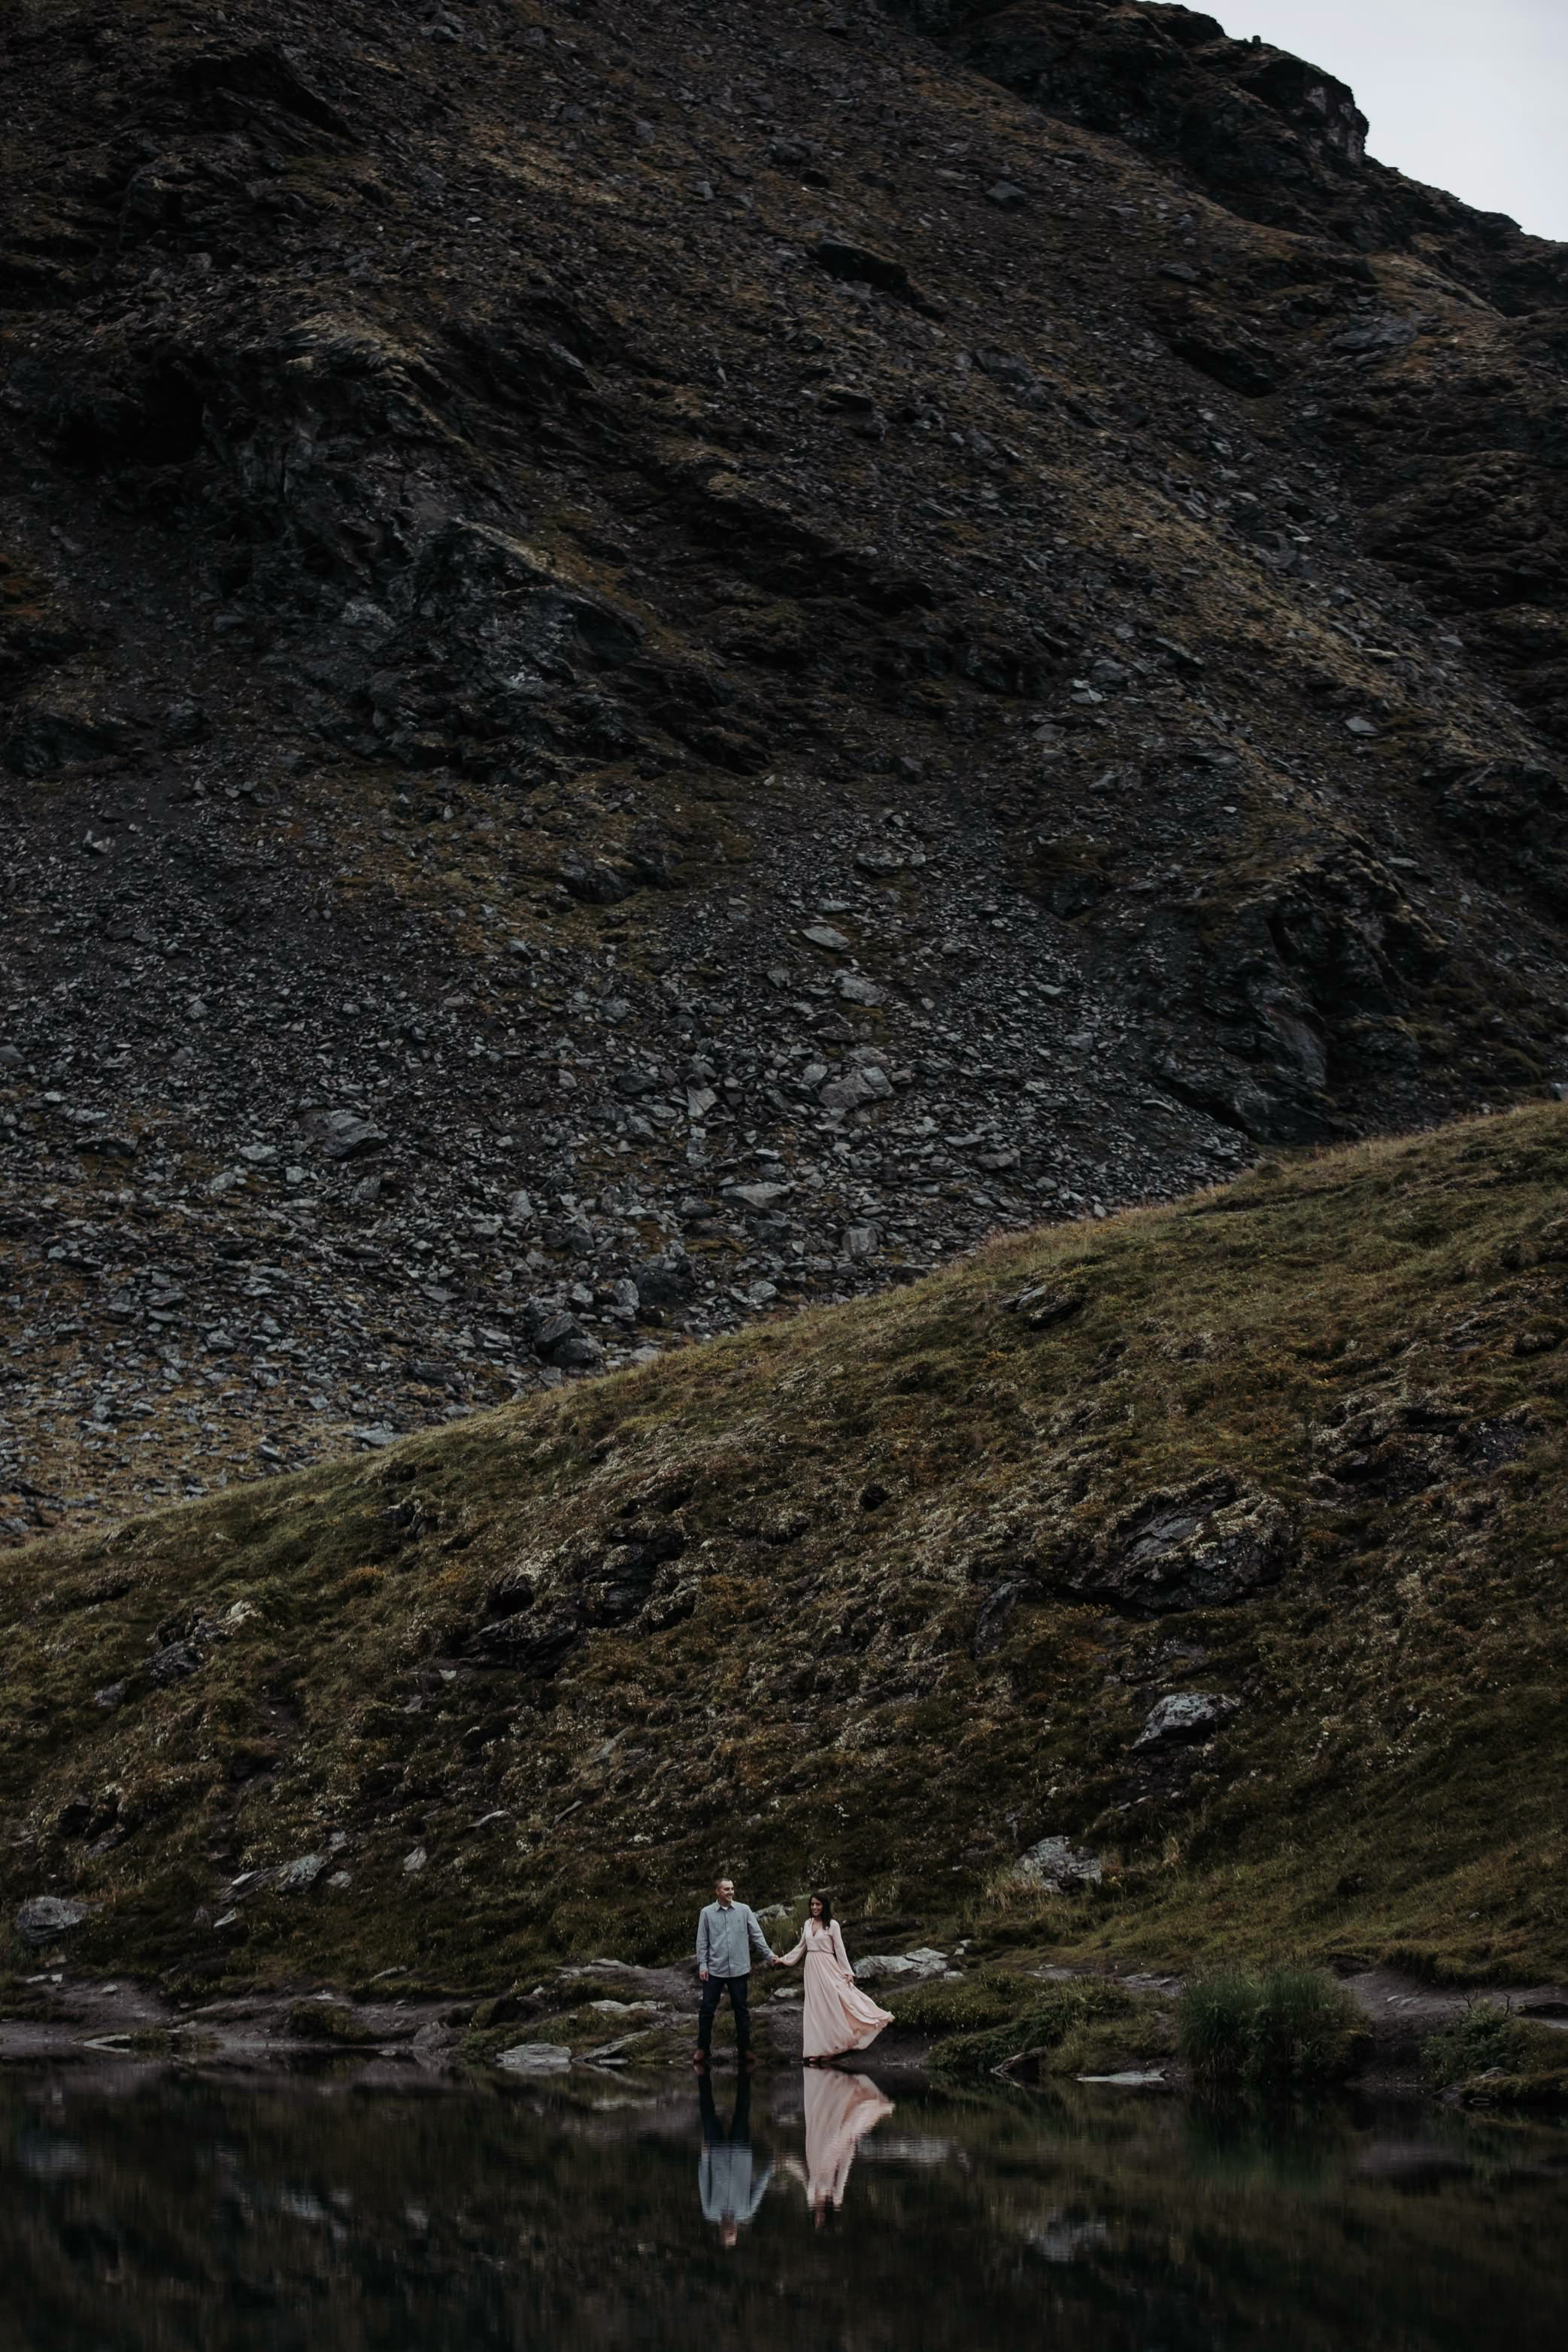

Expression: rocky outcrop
xmin=1062 ymin=1472 xmax=1292 ymax=1613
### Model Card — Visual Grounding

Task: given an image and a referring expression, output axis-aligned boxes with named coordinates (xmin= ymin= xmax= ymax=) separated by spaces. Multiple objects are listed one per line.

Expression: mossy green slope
xmin=4 ymin=1107 xmax=1567 ymax=1992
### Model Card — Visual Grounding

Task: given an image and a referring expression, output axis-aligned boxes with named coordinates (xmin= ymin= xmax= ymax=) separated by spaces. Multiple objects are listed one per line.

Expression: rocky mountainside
xmin=2 ymin=1105 xmax=1566 ymax=1992
xmin=2 ymin=0 xmax=1568 ymax=1537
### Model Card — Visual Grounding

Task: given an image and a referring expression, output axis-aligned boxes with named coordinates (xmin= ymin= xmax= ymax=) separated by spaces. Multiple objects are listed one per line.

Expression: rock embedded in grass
xmin=1133 ymin=1694 xmax=1242 ymax=1748
xmin=1064 ymin=1471 xmax=1292 ymax=1613
xmin=274 ymin=1853 xmax=328 ymax=1891
xmin=854 ymin=1948 xmax=947 ymax=1983
xmin=1014 ymin=1836 xmax=1103 ymax=1889
xmin=16 ymin=1895 xmax=91 ymax=1947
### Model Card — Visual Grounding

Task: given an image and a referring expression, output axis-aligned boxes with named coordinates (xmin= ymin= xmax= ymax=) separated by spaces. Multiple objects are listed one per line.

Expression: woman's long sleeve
xmin=779 ymin=1935 xmax=806 ymax=1966
xmin=829 ymin=1921 xmax=854 ymax=1977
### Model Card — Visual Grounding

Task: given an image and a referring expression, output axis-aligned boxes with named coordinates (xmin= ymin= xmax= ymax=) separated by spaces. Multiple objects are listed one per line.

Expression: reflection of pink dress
xmin=780 ymin=1918 xmax=893 ymax=2059
xmin=801 ymin=2067 xmax=896 ymax=2208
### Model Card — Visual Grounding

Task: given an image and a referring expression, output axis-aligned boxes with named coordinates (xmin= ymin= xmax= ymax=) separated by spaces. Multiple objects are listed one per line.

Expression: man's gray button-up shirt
xmin=696 ymin=1900 xmax=772 ymax=1978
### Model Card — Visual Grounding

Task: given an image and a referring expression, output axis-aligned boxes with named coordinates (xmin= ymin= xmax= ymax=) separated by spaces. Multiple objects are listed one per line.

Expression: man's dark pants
xmin=697 ymin=1971 xmax=751 ymax=2056
xmin=699 ymin=2069 xmax=753 ymax=2147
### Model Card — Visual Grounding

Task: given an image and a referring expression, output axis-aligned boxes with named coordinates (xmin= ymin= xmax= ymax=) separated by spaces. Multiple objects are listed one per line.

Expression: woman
xmin=778 ymin=1892 xmax=893 ymax=2063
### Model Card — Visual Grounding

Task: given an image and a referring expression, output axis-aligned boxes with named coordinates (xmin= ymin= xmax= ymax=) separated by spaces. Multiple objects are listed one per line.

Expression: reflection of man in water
xmin=699 ymin=2071 xmax=772 ymax=2248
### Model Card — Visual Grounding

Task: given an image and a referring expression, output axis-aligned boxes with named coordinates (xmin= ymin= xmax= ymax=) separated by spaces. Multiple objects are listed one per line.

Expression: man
xmin=693 ymin=1875 xmax=778 ymax=2070
xmin=698 ymin=2071 xmax=771 ymax=2247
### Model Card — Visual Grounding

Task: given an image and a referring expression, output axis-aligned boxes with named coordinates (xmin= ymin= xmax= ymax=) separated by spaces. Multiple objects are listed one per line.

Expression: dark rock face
xmin=2 ymin=0 xmax=1568 ymax=1529
xmin=1065 ymin=1471 xmax=1292 ymax=1613
xmin=941 ymin=3 xmax=1369 ymax=233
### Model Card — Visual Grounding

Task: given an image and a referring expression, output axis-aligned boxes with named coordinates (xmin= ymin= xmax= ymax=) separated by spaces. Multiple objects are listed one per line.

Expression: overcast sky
xmin=1197 ymin=0 xmax=1568 ymax=239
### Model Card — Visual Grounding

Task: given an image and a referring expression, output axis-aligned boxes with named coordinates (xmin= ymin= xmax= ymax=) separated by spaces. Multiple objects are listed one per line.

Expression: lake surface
xmin=4 ymin=2061 xmax=1566 ymax=2351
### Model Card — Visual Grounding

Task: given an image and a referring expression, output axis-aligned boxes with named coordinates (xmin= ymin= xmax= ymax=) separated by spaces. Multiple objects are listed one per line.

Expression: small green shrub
xmin=1177 ymin=1965 xmax=1366 ymax=2092
xmin=1421 ymin=1998 xmax=1527 ymax=2085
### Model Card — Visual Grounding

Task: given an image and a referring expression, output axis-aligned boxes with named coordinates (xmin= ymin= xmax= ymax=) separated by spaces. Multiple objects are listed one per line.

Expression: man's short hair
xmin=714 ymin=1875 xmax=732 ymax=1887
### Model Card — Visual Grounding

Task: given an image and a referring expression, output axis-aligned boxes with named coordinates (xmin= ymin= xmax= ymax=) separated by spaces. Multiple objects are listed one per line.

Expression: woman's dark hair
xmin=808 ymin=1890 xmax=833 ymax=1925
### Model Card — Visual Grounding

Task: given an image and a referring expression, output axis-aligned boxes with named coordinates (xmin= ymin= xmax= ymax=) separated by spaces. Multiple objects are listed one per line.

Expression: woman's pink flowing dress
xmin=780 ymin=1918 xmax=894 ymax=2059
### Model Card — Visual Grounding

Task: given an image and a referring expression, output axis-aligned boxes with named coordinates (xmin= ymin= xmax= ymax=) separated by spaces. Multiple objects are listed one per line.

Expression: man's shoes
xmin=691 ymin=2050 xmax=710 ymax=2071
xmin=739 ymin=2051 xmax=756 ymax=2071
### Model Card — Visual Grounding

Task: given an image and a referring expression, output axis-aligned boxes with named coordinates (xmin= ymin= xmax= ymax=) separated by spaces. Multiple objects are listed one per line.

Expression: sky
xmin=1196 ymin=0 xmax=1568 ymax=239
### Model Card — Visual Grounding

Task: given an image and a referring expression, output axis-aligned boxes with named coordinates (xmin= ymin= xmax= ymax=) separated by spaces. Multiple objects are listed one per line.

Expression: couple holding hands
xmin=695 ymin=1876 xmax=893 ymax=2068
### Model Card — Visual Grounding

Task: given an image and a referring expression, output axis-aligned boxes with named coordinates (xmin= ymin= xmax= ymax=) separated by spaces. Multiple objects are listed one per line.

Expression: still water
xmin=4 ymin=2061 xmax=1566 ymax=2351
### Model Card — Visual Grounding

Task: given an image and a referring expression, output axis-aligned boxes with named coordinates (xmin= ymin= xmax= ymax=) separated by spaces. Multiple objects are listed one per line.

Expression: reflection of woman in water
xmin=787 ymin=2067 xmax=896 ymax=2227
xmin=778 ymin=1892 xmax=893 ymax=2062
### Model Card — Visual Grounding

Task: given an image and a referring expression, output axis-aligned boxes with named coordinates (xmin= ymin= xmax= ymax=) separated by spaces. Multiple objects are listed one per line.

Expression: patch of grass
xmin=1177 ymin=1966 xmax=1369 ymax=2092
xmin=887 ymin=1970 xmax=1042 ymax=2034
xmin=285 ymin=1999 xmax=375 ymax=2044
xmin=929 ymin=1978 xmax=1170 ymax=2082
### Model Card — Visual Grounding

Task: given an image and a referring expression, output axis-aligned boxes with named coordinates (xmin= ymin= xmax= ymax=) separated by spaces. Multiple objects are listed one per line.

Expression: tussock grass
xmin=1177 ymin=1966 xmax=1368 ymax=2091
xmin=2 ymin=1106 xmax=1568 ymax=1992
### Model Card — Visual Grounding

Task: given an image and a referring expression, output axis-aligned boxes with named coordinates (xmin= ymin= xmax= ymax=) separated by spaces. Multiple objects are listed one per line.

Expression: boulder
xmin=1014 ymin=1836 xmax=1102 ymax=1889
xmin=17 ymin=1895 xmax=90 ymax=1946
xmin=521 ymin=1300 xmax=603 ymax=1370
xmin=301 ymin=1107 xmax=387 ymax=1162
xmin=853 ymin=1947 xmax=946 ymax=1983
xmin=1133 ymin=1692 xmax=1241 ymax=1747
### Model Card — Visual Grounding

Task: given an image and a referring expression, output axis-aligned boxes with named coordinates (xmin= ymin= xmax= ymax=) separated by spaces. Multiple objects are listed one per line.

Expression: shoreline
xmin=6 ymin=1956 xmax=1564 ymax=2105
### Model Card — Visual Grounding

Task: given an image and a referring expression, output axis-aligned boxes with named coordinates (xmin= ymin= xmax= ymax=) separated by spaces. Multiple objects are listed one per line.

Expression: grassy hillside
xmin=4 ymin=1107 xmax=1567 ymax=1995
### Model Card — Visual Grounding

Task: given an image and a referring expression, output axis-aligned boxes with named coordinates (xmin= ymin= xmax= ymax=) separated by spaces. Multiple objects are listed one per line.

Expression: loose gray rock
xmin=723 ymin=1181 xmax=793 ymax=1212
xmin=17 ymin=1895 xmax=90 ymax=1947
xmin=302 ymin=1108 xmax=388 ymax=1161
xmin=835 ymin=971 xmax=884 ymax=1006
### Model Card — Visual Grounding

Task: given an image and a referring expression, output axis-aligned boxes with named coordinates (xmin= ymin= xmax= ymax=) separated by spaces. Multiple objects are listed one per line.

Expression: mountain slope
xmin=3 ymin=0 xmax=1568 ymax=1538
xmin=3 ymin=1103 xmax=1566 ymax=1992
